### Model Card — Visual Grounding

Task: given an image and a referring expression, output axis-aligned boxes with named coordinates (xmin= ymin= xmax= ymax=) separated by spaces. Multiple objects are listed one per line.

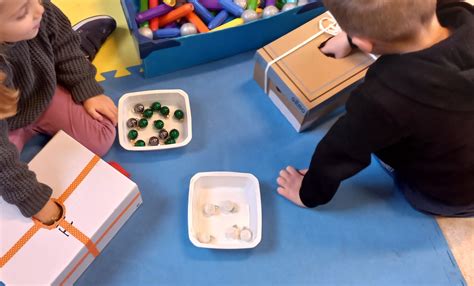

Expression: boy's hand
xmin=319 ymin=31 xmax=353 ymax=59
xmin=276 ymin=166 xmax=308 ymax=208
xmin=83 ymin=94 xmax=118 ymax=126
xmin=34 ymin=199 xmax=62 ymax=225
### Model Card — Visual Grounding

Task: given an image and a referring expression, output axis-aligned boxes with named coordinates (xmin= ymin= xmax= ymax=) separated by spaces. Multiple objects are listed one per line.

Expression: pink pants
xmin=8 ymin=86 xmax=116 ymax=156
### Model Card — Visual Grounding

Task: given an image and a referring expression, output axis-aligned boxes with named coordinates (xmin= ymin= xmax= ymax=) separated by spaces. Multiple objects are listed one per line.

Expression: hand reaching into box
xmin=319 ymin=31 xmax=353 ymax=59
xmin=33 ymin=199 xmax=62 ymax=225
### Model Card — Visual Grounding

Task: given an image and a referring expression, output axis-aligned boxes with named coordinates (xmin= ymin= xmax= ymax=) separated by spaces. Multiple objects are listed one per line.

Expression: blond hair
xmin=0 ymin=72 xmax=19 ymax=119
xmin=323 ymin=0 xmax=437 ymax=42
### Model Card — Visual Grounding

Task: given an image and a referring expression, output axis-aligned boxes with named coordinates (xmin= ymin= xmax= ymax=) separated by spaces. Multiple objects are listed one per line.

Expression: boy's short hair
xmin=323 ymin=0 xmax=437 ymax=42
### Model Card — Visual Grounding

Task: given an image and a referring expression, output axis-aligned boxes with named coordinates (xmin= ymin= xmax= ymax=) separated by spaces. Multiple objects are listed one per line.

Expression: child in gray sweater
xmin=0 ymin=0 xmax=117 ymax=224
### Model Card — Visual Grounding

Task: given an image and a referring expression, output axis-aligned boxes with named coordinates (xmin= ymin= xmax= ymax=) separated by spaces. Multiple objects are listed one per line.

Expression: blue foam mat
xmin=18 ymin=52 xmax=465 ymax=286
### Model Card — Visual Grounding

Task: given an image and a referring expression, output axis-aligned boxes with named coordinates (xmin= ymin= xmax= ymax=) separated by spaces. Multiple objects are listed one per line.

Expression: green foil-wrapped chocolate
xmin=160 ymin=106 xmax=170 ymax=117
xmin=143 ymin=108 xmax=153 ymax=119
xmin=128 ymin=129 xmax=138 ymax=140
xmin=151 ymin=101 xmax=161 ymax=112
xmin=169 ymin=129 xmax=180 ymax=139
xmin=154 ymin=119 xmax=164 ymax=130
xmin=174 ymin=109 xmax=184 ymax=120
xmin=138 ymin=118 xmax=148 ymax=129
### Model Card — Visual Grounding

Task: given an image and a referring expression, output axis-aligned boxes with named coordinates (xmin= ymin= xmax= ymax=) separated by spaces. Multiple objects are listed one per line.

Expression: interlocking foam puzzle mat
xmin=52 ymin=0 xmax=141 ymax=81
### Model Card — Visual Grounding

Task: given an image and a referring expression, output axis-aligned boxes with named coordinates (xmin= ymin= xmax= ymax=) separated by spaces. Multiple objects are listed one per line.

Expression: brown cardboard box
xmin=254 ymin=12 xmax=375 ymax=132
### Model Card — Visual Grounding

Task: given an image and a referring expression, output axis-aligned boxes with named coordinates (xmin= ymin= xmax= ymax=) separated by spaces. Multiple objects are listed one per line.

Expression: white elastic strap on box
xmin=264 ymin=14 xmax=341 ymax=94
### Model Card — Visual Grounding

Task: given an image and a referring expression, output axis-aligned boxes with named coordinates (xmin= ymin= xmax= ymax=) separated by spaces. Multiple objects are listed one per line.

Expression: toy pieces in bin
xmin=135 ymin=0 xmax=302 ymax=39
xmin=127 ymin=102 xmax=184 ymax=147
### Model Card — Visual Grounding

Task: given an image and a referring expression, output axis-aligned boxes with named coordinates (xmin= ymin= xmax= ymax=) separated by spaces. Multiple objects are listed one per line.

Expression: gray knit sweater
xmin=0 ymin=1 xmax=104 ymax=217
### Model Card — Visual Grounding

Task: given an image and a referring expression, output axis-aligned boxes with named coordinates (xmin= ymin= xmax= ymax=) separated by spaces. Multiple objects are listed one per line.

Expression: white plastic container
xmin=118 ymin=89 xmax=192 ymax=151
xmin=188 ymin=172 xmax=262 ymax=249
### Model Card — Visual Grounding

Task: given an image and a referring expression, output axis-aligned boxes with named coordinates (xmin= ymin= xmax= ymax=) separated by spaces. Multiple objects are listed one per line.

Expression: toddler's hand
xmin=276 ymin=166 xmax=308 ymax=208
xmin=319 ymin=31 xmax=353 ymax=59
xmin=34 ymin=199 xmax=62 ymax=225
xmin=84 ymin=94 xmax=118 ymax=126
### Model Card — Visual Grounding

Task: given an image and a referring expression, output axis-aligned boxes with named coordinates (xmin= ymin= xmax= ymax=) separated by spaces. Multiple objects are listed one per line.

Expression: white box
xmin=188 ymin=172 xmax=262 ymax=249
xmin=118 ymin=89 xmax=192 ymax=151
xmin=0 ymin=131 xmax=142 ymax=285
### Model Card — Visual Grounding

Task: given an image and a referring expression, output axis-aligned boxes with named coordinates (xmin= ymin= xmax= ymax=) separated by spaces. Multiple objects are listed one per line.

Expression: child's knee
xmin=88 ymin=119 xmax=116 ymax=156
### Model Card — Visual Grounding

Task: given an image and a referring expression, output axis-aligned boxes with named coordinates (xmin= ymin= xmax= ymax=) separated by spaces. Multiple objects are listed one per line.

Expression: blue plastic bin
xmin=121 ymin=0 xmax=326 ymax=77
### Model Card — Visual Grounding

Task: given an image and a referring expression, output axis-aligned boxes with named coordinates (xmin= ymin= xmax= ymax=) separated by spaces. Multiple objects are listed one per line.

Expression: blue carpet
xmin=19 ymin=51 xmax=465 ymax=286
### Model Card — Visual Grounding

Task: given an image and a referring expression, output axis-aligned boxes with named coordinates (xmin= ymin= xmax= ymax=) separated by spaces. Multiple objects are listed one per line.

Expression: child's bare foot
xmin=276 ymin=166 xmax=308 ymax=208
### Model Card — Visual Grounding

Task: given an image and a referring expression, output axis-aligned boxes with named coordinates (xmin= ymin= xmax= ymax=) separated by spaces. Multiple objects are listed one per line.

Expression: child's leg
xmin=7 ymin=124 xmax=39 ymax=152
xmin=33 ymin=86 xmax=116 ymax=156
xmin=375 ymin=156 xmax=474 ymax=217
xmin=395 ymin=178 xmax=474 ymax=217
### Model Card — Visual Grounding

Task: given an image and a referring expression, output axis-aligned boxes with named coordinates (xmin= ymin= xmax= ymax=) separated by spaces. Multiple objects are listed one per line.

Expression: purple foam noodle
xmin=135 ymin=4 xmax=174 ymax=23
xmin=200 ymin=0 xmax=222 ymax=10
xmin=265 ymin=0 xmax=276 ymax=6
xmin=164 ymin=22 xmax=178 ymax=28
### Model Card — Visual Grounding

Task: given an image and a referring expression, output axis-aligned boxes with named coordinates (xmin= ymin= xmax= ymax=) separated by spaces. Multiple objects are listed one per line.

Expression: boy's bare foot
xmin=276 ymin=166 xmax=308 ymax=208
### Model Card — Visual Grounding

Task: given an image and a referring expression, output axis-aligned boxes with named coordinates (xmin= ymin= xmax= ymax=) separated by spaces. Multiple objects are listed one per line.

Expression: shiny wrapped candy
xmin=143 ymin=108 xmax=154 ymax=119
xmin=165 ymin=138 xmax=176 ymax=144
xmin=128 ymin=129 xmax=138 ymax=140
xmin=133 ymin=103 xmax=145 ymax=114
xmin=149 ymin=136 xmax=160 ymax=146
xmin=159 ymin=129 xmax=169 ymax=140
xmin=138 ymin=118 xmax=148 ymax=128
xmin=151 ymin=101 xmax=162 ymax=111
xmin=126 ymin=118 xmax=138 ymax=128
xmin=154 ymin=119 xmax=165 ymax=130
xmin=169 ymin=129 xmax=180 ymax=139
xmin=174 ymin=109 xmax=184 ymax=120
xmin=160 ymin=106 xmax=170 ymax=117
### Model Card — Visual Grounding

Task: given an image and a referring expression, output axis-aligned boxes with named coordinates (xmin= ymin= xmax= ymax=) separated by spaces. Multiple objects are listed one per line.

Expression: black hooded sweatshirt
xmin=300 ymin=2 xmax=474 ymax=208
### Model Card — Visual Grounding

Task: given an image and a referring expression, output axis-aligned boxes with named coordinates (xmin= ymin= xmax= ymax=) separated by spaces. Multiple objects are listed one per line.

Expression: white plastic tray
xmin=118 ymin=89 xmax=192 ymax=151
xmin=188 ymin=172 xmax=262 ymax=249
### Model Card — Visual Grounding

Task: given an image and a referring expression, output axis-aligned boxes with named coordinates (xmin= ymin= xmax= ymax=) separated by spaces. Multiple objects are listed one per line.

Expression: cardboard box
xmin=121 ymin=0 xmax=327 ymax=77
xmin=254 ymin=12 xmax=375 ymax=132
xmin=0 ymin=131 xmax=142 ymax=285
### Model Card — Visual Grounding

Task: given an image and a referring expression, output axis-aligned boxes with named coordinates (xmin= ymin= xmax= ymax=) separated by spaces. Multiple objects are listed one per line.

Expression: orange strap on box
xmin=0 ymin=155 xmax=101 ymax=268
xmin=58 ymin=155 xmax=100 ymax=203
xmin=58 ymin=220 xmax=100 ymax=257
xmin=0 ymin=224 xmax=42 ymax=267
xmin=60 ymin=192 xmax=141 ymax=286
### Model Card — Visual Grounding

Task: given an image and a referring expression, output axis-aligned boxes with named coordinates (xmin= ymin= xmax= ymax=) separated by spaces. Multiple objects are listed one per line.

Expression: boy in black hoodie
xmin=276 ymin=0 xmax=474 ymax=216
